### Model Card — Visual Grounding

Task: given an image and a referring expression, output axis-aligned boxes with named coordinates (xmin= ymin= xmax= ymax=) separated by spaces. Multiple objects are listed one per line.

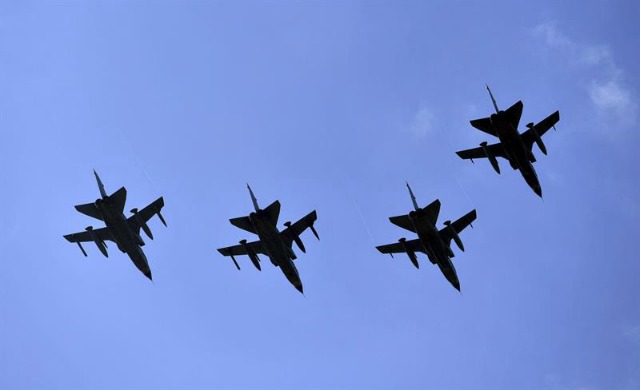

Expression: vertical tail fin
xmin=406 ymin=182 xmax=420 ymax=211
xmin=94 ymin=170 xmax=107 ymax=198
xmin=486 ymin=84 xmax=500 ymax=113
xmin=247 ymin=183 xmax=260 ymax=212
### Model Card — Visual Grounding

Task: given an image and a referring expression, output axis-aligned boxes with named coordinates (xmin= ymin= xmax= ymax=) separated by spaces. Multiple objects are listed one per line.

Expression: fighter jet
xmin=455 ymin=86 xmax=560 ymax=197
xmin=63 ymin=170 xmax=166 ymax=280
xmin=376 ymin=183 xmax=476 ymax=291
xmin=217 ymin=184 xmax=319 ymax=294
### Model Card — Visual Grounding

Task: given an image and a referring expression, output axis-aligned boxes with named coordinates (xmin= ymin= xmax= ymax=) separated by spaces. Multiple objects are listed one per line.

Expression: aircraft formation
xmin=63 ymin=86 xmax=560 ymax=293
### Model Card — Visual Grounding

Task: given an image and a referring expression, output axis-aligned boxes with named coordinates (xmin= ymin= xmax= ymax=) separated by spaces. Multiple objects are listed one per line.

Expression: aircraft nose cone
xmin=534 ymin=186 xmax=542 ymax=198
xmin=144 ymin=271 xmax=153 ymax=281
xmin=295 ymin=283 xmax=304 ymax=295
xmin=450 ymin=278 xmax=461 ymax=292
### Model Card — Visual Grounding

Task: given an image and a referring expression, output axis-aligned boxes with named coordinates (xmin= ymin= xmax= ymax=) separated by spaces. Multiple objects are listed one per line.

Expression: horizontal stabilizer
xmin=469 ymin=117 xmax=497 ymax=136
xmin=264 ymin=200 xmax=281 ymax=225
xmin=230 ymin=216 xmax=256 ymax=234
xmin=422 ymin=199 xmax=441 ymax=225
xmin=389 ymin=215 xmax=415 ymax=232
xmin=505 ymin=100 xmax=524 ymax=129
xmin=74 ymin=202 xmax=103 ymax=220
xmin=110 ymin=187 xmax=127 ymax=213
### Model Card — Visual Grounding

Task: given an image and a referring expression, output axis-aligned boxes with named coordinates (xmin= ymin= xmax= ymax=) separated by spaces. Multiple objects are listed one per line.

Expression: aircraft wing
xmin=422 ymin=199 xmax=441 ymax=224
xmin=74 ymin=202 xmax=103 ymax=220
xmin=389 ymin=215 xmax=415 ymax=232
xmin=505 ymin=100 xmax=524 ymax=129
xmin=389 ymin=199 xmax=440 ymax=232
xmin=128 ymin=197 xmax=165 ymax=235
xmin=217 ymin=240 xmax=266 ymax=257
xmin=281 ymin=210 xmax=318 ymax=247
xmin=469 ymin=117 xmax=497 ymax=136
xmin=376 ymin=238 xmax=425 ymax=255
xmin=439 ymin=209 xmax=477 ymax=246
xmin=229 ymin=216 xmax=256 ymax=234
xmin=521 ymin=110 xmax=560 ymax=149
xmin=63 ymin=226 xmax=114 ymax=243
xmin=456 ymin=142 xmax=508 ymax=161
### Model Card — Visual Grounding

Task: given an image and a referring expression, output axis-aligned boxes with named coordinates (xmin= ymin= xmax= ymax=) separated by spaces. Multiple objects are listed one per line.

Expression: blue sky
xmin=0 ymin=2 xmax=639 ymax=389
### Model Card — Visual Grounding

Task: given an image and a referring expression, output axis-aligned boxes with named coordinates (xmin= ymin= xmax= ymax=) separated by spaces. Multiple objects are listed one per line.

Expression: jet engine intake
xmin=134 ymin=232 xmax=145 ymax=246
xmin=287 ymin=245 xmax=297 ymax=260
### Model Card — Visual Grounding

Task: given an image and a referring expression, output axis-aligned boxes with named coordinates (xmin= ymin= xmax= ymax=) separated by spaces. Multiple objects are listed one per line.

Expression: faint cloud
xmin=589 ymin=79 xmax=635 ymax=125
xmin=533 ymin=22 xmax=637 ymax=128
xmin=535 ymin=24 xmax=573 ymax=49
xmin=581 ymin=45 xmax=612 ymax=67
xmin=410 ymin=105 xmax=435 ymax=138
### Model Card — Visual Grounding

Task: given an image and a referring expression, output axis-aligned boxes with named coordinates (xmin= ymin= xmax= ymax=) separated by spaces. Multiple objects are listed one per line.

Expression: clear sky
xmin=1 ymin=1 xmax=639 ymax=389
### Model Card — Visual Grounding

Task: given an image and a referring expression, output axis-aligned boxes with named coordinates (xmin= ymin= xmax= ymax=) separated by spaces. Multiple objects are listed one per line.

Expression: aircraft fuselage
xmin=408 ymin=212 xmax=460 ymax=291
xmin=490 ymin=112 xmax=542 ymax=196
xmin=249 ymin=210 xmax=303 ymax=293
xmin=95 ymin=196 xmax=152 ymax=279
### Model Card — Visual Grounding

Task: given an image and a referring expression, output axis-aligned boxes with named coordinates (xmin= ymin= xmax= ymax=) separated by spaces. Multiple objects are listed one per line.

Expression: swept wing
xmin=281 ymin=210 xmax=318 ymax=248
xmin=128 ymin=197 xmax=166 ymax=238
xmin=469 ymin=117 xmax=497 ymax=136
xmin=456 ymin=142 xmax=508 ymax=161
xmin=63 ymin=227 xmax=114 ymax=244
xmin=439 ymin=209 xmax=477 ymax=248
xmin=521 ymin=111 xmax=560 ymax=150
xmin=217 ymin=240 xmax=266 ymax=257
xmin=389 ymin=199 xmax=441 ymax=232
xmin=376 ymin=238 xmax=425 ymax=255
